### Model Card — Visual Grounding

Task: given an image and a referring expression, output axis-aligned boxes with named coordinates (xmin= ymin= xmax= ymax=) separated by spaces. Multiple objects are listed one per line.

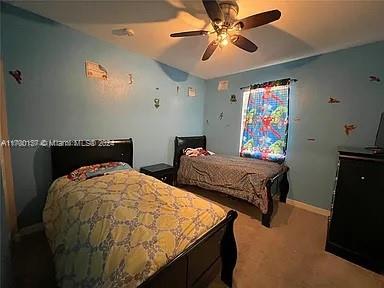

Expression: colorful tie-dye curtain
xmin=240 ymin=79 xmax=290 ymax=162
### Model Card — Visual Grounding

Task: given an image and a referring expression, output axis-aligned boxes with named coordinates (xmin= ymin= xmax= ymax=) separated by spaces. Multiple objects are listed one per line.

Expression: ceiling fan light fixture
xmin=220 ymin=38 xmax=229 ymax=47
xmin=218 ymin=32 xmax=229 ymax=47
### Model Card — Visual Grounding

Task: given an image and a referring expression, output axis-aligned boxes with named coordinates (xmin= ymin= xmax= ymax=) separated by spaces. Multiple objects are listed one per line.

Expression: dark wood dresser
xmin=326 ymin=147 xmax=384 ymax=273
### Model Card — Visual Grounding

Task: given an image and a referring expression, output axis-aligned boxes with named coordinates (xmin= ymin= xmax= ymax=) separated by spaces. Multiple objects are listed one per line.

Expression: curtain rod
xmin=240 ymin=78 xmax=298 ymax=90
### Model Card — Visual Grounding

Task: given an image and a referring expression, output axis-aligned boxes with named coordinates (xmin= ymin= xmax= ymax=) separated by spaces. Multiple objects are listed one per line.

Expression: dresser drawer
xmin=327 ymin=156 xmax=384 ymax=272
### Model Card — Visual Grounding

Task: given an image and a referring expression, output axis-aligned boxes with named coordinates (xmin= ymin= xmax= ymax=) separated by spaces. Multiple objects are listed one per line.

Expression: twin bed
xmin=46 ymin=139 xmax=237 ymax=288
xmin=174 ymin=136 xmax=289 ymax=228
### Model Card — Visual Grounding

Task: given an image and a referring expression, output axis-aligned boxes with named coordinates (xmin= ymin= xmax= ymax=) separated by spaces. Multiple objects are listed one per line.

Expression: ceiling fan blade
xmin=170 ymin=30 xmax=209 ymax=37
xmin=237 ymin=10 xmax=281 ymax=30
xmin=231 ymin=35 xmax=258 ymax=52
xmin=202 ymin=0 xmax=223 ymax=23
xmin=202 ymin=40 xmax=218 ymax=61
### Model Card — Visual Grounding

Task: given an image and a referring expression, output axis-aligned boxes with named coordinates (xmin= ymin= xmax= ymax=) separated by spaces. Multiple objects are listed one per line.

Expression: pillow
xmin=68 ymin=162 xmax=131 ymax=181
xmin=183 ymin=147 xmax=214 ymax=157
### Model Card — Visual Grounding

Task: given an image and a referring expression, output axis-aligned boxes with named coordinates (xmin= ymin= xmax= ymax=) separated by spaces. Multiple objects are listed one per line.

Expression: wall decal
xmin=344 ymin=124 xmax=357 ymax=135
xmin=177 ymin=86 xmax=180 ymax=94
xmin=85 ymin=61 xmax=108 ymax=80
xmin=206 ymin=119 xmax=209 ymax=125
xmin=328 ymin=97 xmax=340 ymax=104
xmin=128 ymin=74 xmax=133 ymax=85
xmin=9 ymin=70 xmax=22 ymax=84
xmin=307 ymin=138 xmax=316 ymax=142
xmin=218 ymin=80 xmax=229 ymax=91
xmin=154 ymin=98 xmax=160 ymax=109
xmin=294 ymin=116 xmax=301 ymax=122
xmin=230 ymin=94 xmax=237 ymax=103
xmin=218 ymin=112 xmax=224 ymax=120
xmin=188 ymin=87 xmax=196 ymax=97
xmin=225 ymin=124 xmax=231 ymax=127
xmin=369 ymin=75 xmax=381 ymax=82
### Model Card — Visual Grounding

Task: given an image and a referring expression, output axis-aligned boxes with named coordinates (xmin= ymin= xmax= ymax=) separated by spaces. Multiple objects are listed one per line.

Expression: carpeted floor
xmin=187 ymin=186 xmax=384 ymax=288
xmin=13 ymin=185 xmax=384 ymax=288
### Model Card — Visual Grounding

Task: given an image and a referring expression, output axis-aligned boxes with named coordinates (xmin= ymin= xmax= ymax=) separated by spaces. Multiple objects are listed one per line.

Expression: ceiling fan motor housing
xmin=219 ymin=1 xmax=239 ymax=27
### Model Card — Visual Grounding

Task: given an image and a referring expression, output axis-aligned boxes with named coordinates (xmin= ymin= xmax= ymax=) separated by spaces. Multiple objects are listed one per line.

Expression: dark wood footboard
xmin=221 ymin=211 xmax=238 ymax=286
xmin=262 ymin=167 xmax=290 ymax=228
xmin=139 ymin=210 xmax=238 ymax=288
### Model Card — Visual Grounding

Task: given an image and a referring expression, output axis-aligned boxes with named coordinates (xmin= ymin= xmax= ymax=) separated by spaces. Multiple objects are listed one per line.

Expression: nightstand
xmin=140 ymin=163 xmax=176 ymax=186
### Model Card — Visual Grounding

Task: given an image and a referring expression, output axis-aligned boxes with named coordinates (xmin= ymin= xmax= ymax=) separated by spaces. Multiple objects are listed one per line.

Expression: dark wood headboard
xmin=51 ymin=139 xmax=133 ymax=180
xmin=173 ymin=136 xmax=206 ymax=170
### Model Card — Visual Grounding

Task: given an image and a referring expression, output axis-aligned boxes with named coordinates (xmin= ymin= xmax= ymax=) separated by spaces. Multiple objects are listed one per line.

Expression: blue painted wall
xmin=1 ymin=3 xmax=206 ymax=227
xmin=2 ymin=3 xmax=384 ymax=226
xmin=204 ymin=41 xmax=384 ymax=209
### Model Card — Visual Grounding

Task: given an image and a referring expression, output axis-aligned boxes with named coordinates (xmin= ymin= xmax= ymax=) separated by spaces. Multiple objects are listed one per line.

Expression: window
xmin=239 ymin=79 xmax=290 ymax=162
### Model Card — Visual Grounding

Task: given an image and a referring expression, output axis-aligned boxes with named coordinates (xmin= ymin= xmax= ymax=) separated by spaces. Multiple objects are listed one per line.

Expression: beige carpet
xmin=180 ymin=186 xmax=384 ymax=288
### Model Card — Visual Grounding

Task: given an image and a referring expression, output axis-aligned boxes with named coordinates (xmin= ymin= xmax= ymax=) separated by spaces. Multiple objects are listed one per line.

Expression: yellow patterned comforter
xmin=43 ymin=169 xmax=226 ymax=288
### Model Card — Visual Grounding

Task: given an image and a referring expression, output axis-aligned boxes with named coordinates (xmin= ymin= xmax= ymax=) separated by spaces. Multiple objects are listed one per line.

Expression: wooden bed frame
xmin=174 ymin=135 xmax=289 ymax=228
xmin=51 ymin=138 xmax=238 ymax=288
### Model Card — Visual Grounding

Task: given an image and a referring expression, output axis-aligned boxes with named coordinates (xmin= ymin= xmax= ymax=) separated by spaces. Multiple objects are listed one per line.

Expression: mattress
xmin=177 ymin=154 xmax=285 ymax=213
xmin=43 ymin=169 xmax=226 ymax=288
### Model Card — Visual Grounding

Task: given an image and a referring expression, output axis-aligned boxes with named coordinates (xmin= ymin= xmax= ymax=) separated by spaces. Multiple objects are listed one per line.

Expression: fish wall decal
xmin=369 ymin=75 xmax=381 ymax=82
xmin=328 ymin=97 xmax=340 ymax=104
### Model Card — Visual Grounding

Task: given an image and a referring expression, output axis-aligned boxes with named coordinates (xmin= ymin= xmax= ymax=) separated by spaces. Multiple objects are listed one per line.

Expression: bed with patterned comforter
xmin=177 ymin=154 xmax=286 ymax=214
xmin=43 ymin=169 xmax=226 ymax=288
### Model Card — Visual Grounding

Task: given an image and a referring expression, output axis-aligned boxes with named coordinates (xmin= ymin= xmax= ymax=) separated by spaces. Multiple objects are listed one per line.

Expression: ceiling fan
xmin=170 ymin=0 xmax=281 ymax=61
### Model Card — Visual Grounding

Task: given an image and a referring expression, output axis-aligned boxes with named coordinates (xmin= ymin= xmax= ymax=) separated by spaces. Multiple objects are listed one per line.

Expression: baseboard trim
xmin=14 ymin=222 xmax=44 ymax=241
xmin=286 ymin=199 xmax=330 ymax=217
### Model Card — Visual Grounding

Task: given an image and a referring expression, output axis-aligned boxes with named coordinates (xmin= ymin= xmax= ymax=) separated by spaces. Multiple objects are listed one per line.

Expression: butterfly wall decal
xmin=344 ymin=124 xmax=357 ymax=135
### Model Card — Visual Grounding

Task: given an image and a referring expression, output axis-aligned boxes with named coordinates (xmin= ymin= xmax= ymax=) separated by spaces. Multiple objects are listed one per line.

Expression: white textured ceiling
xmin=11 ymin=0 xmax=384 ymax=79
